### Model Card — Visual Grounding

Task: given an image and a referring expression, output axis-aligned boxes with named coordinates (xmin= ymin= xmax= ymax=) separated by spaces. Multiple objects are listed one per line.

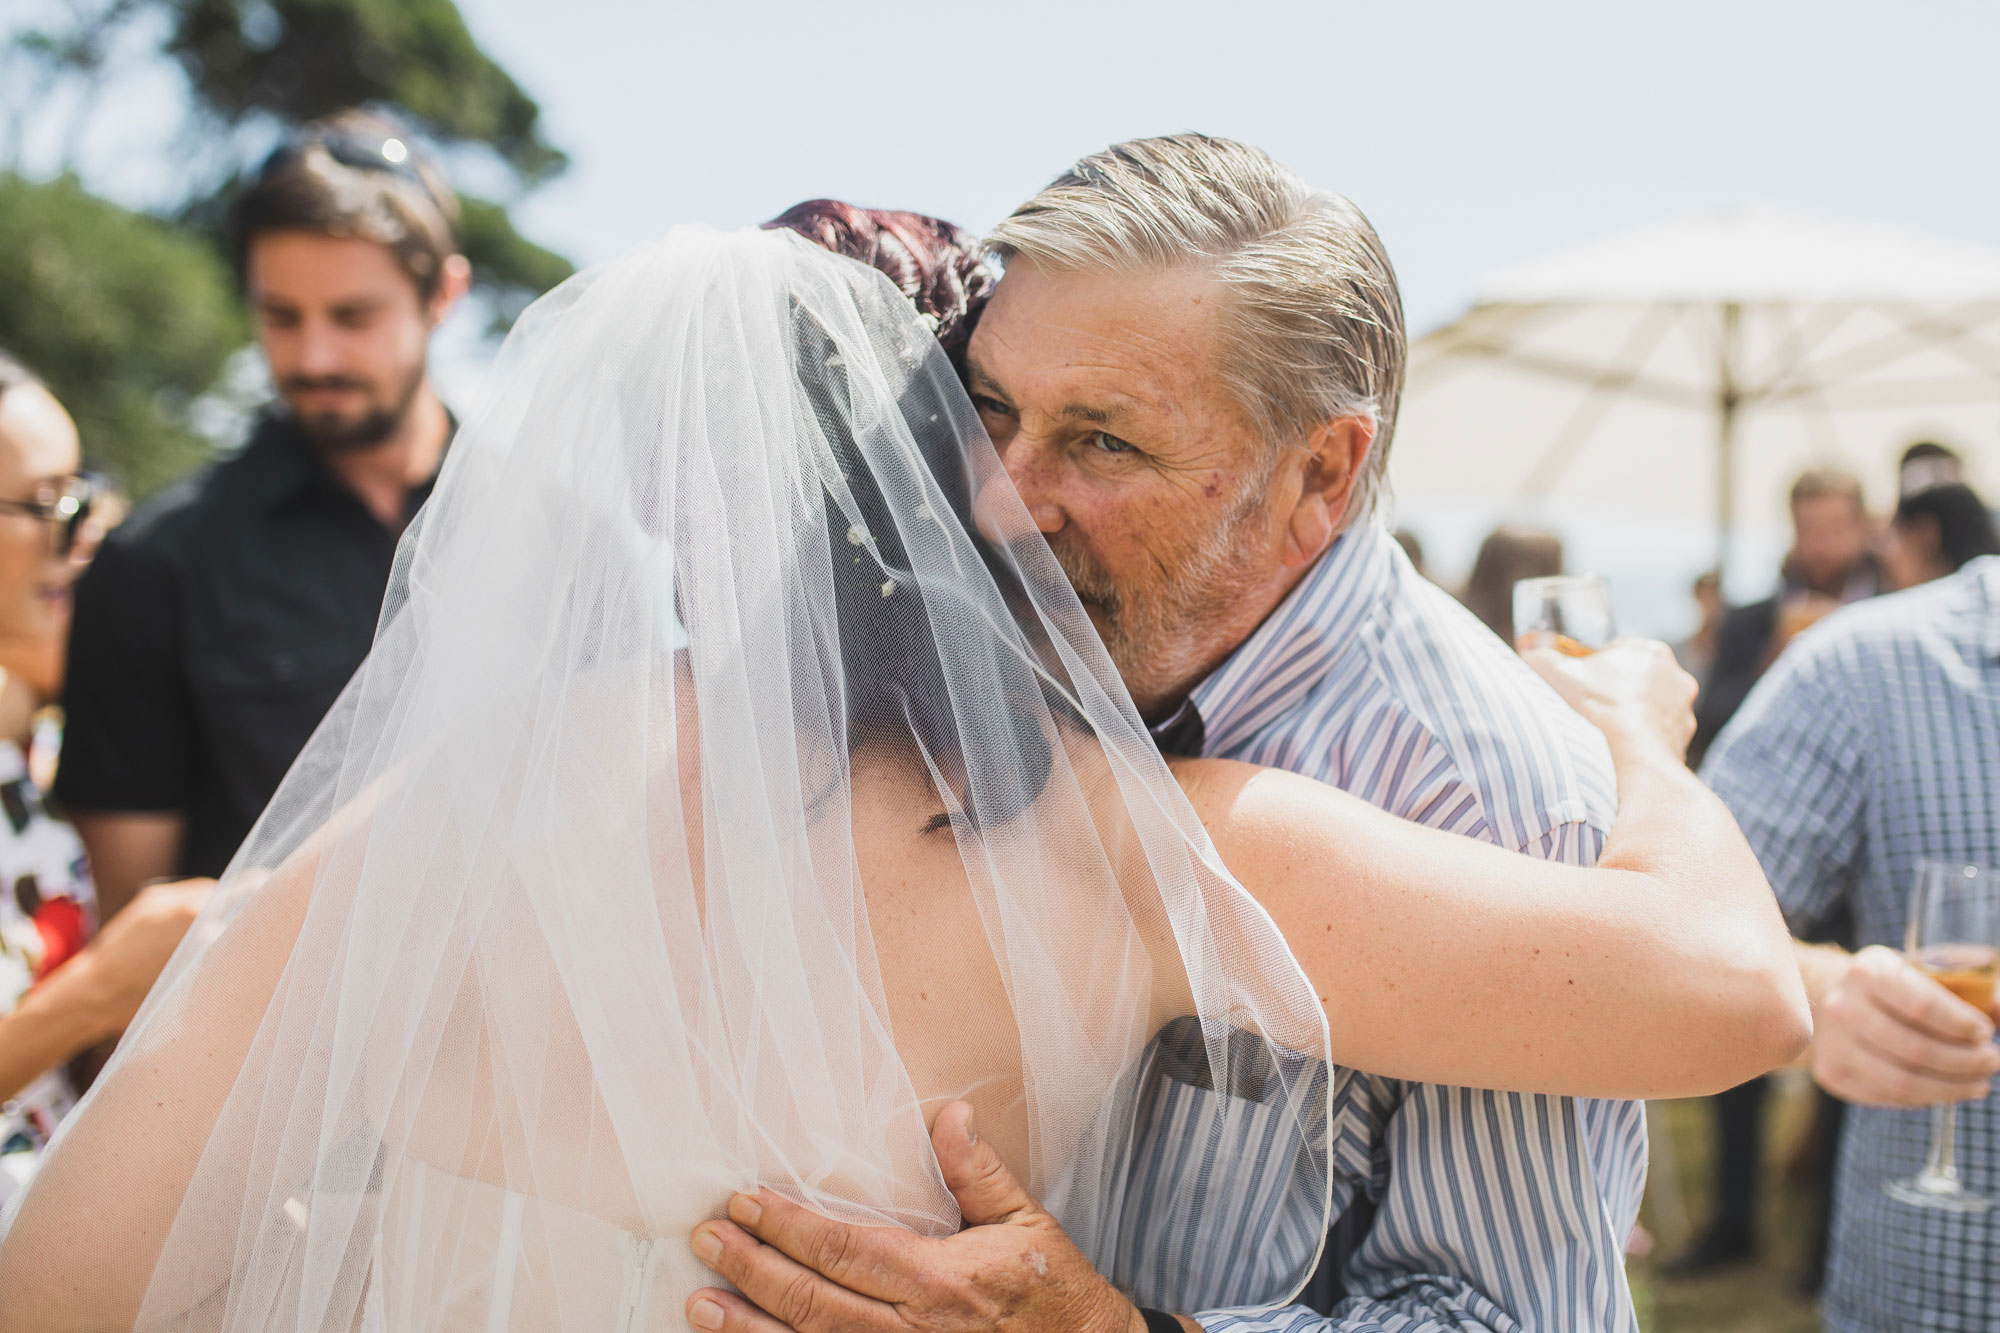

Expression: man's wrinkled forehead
xmin=963 ymin=350 xmax=1164 ymax=431
xmin=979 ymin=258 xmax=1217 ymax=347
xmin=966 ymin=262 xmax=1219 ymax=418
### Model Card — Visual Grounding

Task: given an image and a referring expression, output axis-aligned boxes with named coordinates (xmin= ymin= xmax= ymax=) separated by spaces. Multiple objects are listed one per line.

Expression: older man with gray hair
xmin=689 ymin=134 xmax=1637 ymax=1332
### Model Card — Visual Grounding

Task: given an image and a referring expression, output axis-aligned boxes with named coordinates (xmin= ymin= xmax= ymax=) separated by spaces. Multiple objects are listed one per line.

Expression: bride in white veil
xmin=0 ymin=227 xmax=1336 ymax=1330
xmin=0 ymin=221 xmax=1804 ymax=1332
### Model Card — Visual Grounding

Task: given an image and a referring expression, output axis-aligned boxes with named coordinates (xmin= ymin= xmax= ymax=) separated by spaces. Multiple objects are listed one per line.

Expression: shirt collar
xmin=1184 ymin=521 xmax=1400 ymax=756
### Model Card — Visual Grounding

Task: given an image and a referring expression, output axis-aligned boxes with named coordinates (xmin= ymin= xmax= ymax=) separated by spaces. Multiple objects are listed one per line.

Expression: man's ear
xmin=1281 ymin=416 xmax=1375 ymax=570
xmin=427 ymin=254 xmax=473 ymax=328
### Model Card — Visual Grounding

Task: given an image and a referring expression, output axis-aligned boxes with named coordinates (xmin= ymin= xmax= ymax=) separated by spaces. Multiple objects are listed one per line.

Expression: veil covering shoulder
xmin=7 ymin=227 xmax=1331 ymax=1329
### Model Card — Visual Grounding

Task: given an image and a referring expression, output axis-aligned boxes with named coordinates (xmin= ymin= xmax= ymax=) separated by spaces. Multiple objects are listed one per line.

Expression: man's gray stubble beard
xmin=1046 ymin=474 xmax=1274 ymax=701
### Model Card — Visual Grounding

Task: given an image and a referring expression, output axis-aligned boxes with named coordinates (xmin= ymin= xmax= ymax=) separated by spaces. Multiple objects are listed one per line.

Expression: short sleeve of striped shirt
xmin=1699 ymin=633 xmax=1867 ymax=937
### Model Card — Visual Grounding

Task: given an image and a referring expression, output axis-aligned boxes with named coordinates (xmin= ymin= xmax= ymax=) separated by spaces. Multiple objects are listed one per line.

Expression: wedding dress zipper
xmin=617 ymin=1231 xmax=666 ymax=1332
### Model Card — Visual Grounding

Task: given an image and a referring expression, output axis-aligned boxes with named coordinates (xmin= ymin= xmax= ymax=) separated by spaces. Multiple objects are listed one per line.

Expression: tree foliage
xmin=0 ymin=173 xmax=247 ymax=495
xmin=167 ymin=0 xmax=566 ymax=185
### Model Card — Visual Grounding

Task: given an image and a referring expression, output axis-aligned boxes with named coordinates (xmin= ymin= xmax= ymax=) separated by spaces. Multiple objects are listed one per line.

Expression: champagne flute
xmin=1885 ymin=861 xmax=1999 ymax=1212
xmin=1513 ymin=575 xmax=1615 ymax=656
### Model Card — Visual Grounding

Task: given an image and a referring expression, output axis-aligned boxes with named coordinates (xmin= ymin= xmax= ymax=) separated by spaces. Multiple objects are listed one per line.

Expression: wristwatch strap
xmin=1139 ymin=1310 xmax=1186 ymax=1333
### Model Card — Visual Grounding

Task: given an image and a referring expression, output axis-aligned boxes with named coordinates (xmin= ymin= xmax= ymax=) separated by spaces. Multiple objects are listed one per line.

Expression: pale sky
xmin=454 ymin=0 xmax=2000 ymax=334
xmin=30 ymin=0 xmax=2000 ymax=337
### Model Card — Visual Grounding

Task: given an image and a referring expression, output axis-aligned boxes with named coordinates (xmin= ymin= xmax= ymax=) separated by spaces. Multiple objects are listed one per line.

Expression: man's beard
xmin=1045 ymin=485 xmax=1270 ymax=712
xmin=282 ymin=363 xmax=426 ymax=454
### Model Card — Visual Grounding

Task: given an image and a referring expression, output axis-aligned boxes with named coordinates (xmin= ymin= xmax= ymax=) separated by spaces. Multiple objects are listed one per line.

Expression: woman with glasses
xmin=0 ymin=353 xmax=207 ymax=1216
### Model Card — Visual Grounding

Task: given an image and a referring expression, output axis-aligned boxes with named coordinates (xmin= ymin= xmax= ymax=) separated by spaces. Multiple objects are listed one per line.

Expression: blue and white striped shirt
xmin=1169 ymin=522 xmax=1643 ymax=1333
xmin=1701 ymin=556 xmax=2000 ymax=1333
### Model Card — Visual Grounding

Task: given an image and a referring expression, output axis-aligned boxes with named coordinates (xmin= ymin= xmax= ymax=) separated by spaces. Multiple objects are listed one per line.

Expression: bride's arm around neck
xmin=1170 ymin=640 xmax=1810 ymax=1101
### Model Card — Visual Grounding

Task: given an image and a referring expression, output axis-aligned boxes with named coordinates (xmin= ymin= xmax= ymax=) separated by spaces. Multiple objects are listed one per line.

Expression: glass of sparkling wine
xmin=1513 ymin=575 xmax=1615 ymax=656
xmin=1886 ymin=861 xmax=1999 ymax=1212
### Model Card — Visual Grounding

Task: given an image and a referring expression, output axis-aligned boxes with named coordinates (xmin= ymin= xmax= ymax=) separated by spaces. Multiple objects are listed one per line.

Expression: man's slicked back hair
xmin=986 ymin=134 xmax=1407 ymax=525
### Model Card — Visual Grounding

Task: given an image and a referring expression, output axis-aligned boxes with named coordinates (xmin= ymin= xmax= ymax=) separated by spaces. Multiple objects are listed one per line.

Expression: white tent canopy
xmin=1391 ymin=208 xmax=2000 ymax=570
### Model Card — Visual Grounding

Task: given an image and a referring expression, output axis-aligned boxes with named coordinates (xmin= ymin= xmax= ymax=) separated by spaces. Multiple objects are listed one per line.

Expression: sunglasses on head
xmin=257 ymin=126 xmax=442 ymax=212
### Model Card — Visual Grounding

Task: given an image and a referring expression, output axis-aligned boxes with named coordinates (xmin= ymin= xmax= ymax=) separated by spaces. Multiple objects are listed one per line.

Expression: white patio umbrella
xmin=1391 ymin=208 xmax=2000 ymax=571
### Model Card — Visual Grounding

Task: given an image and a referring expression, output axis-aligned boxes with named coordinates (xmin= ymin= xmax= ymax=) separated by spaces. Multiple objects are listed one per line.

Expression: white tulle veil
xmin=7 ymin=227 xmax=1330 ymax=1329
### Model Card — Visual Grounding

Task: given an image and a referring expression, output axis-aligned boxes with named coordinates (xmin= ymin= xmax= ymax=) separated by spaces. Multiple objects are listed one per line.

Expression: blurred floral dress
xmin=0 ymin=729 xmax=94 ymax=1212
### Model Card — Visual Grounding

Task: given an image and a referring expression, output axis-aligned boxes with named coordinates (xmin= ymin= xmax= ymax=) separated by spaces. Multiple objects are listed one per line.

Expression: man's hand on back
xmin=685 ymin=1100 xmax=1182 ymax=1333
xmin=1808 ymin=943 xmax=2000 ymax=1107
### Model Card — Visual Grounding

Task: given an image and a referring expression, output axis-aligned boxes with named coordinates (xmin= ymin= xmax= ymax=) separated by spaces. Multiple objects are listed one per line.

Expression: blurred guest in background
xmin=1881 ymin=482 xmax=1998 ymax=591
xmin=0 ymin=353 xmax=207 ymax=1210
xmin=1460 ymin=522 xmax=1562 ymax=644
xmin=1673 ymin=569 xmax=1725 ymax=692
xmin=1699 ymin=552 xmax=2000 ymax=1333
xmin=1898 ymin=440 xmax=1965 ymax=497
xmin=1672 ymin=466 xmax=1877 ymax=1282
xmin=57 ymin=109 xmax=469 ymax=923
xmin=1692 ymin=468 xmax=1876 ymax=766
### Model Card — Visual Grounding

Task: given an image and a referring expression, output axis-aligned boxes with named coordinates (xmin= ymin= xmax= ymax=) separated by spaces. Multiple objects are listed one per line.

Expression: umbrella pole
xmin=1716 ymin=302 xmax=1742 ymax=577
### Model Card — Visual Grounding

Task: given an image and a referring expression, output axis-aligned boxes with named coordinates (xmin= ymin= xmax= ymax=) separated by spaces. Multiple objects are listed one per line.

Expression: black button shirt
xmin=57 ymin=411 xmax=441 ymax=878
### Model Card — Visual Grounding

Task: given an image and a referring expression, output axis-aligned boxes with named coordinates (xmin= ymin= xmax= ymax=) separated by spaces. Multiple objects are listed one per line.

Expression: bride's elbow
xmin=1763 ymin=962 xmax=1815 ymax=1070
xmin=1681 ymin=940 xmax=1812 ymax=1095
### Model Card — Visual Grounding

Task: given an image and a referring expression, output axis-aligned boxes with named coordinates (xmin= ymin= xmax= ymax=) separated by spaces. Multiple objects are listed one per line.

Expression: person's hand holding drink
xmin=1515 ymin=574 xmax=1616 ymax=658
xmin=1521 ymin=635 xmax=1698 ymax=766
xmin=1882 ymin=862 xmax=2000 ymax=1211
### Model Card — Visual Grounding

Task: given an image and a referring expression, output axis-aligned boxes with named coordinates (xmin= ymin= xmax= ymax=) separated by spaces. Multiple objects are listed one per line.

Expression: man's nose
xmin=993 ymin=433 xmax=1066 ymax=535
xmin=295 ymin=319 xmax=346 ymax=377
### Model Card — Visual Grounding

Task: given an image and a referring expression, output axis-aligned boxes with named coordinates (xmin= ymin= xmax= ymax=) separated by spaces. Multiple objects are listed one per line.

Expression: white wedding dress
xmin=0 ymin=227 xmax=1331 ymax=1331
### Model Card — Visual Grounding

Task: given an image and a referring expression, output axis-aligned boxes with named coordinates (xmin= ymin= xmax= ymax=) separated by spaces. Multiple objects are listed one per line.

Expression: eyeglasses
xmin=0 ymin=475 xmax=99 ymax=557
xmin=256 ymin=125 xmax=443 ymax=213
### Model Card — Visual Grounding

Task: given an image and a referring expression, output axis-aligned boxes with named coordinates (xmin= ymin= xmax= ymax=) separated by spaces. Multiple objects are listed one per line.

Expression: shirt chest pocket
xmin=188 ymin=643 xmax=364 ymax=786
xmin=191 ymin=643 xmax=358 ymax=700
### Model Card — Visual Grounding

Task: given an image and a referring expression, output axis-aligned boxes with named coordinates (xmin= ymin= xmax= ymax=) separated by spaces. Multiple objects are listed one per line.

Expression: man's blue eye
xmin=1093 ymin=432 xmax=1134 ymax=455
xmin=972 ymin=395 xmax=1013 ymax=416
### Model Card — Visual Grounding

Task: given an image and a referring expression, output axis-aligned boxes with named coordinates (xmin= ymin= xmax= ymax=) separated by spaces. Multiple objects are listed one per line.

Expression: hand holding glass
xmin=1886 ymin=861 xmax=1999 ymax=1212
xmin=1514 ymin=575 xmax=1615 ymax=656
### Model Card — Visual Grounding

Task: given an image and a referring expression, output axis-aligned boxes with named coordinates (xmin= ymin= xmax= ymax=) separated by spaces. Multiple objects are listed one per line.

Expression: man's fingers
xmin=932 ymin=1101 xmax=1037 ymax=1226
xmin=1814 ymin=951 xmax=2000 ymax=1107
xmin=691 ymin=1218 xmax=900 ymax=1331
xmin=1877 ymin=972 xmax=1994 ymax=1044
xmin=1816 ymin=1039 xmax=1993 ymax=1107
xmin=686 ymin=1288 xmax=792 ymax=1333
xmin=1834 ymin=986 xmax=2000 ymax=1082
xmin=1845 ymin=1027 xmax=1995 ymax=1103
xmin=1816 ymin=998 xmax=1999 ymax=1106
xmin=1854 ymin=946 xmax=1997 ymax=1044
xmin=721 ymin=1189 xmax=923 ymax=1303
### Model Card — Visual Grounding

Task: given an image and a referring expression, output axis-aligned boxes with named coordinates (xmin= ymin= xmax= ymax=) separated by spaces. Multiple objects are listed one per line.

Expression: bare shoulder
xmin=1170 ymin=757 xmax=1381 ymax=849
xmin=1165 ymin=755 xmax=1263 ymax=810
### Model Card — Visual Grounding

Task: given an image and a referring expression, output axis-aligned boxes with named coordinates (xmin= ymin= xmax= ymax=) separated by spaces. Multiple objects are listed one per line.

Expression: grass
xmin=1630 ymin=1073 xmax=1825 ymax=1332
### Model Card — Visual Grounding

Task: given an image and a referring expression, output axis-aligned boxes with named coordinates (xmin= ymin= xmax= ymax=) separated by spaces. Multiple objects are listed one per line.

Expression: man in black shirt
xmin=1690 ymin=468 xmax=1880 ymax=769
xmin=59 ymin=110 xmax=469 ymax=918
